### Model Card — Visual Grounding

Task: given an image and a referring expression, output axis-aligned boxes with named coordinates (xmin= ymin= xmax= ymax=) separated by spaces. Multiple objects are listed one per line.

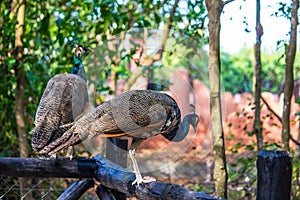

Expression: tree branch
xmin=0 ymin=155 xmax=219 ymax=200
xmin=261 ymin=96 xmax=282 ymax=123
xmin=261 ymin=96 xmax=300 ymax=146
xmin=222 ymin=0 xmax=236 ymax=7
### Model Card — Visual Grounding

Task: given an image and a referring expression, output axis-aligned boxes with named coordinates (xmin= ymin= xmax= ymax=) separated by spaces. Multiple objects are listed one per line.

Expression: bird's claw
xmin=50 ymin=154 xmax=57 ymax=159
xmin=132 ymin=176 xmax=156 ymax=186
xmin=69 ymin=154 xmax=77 ymax=160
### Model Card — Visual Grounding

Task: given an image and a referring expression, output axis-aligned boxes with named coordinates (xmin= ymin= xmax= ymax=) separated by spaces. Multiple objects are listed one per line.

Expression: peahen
xmin=31 ymin=45 xmax=91 ymax=155
xmin=38 ymin=90 xmax=199 ymax=185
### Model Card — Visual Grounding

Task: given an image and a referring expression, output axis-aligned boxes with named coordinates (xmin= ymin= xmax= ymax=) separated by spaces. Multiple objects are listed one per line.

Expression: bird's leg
xmin=129 ymin=149 xmax=156 ymax=185
xmin=129 ymin=149 xmax=142 ymax=185
xmin=69 ymin=145 xmax=77 ymax=160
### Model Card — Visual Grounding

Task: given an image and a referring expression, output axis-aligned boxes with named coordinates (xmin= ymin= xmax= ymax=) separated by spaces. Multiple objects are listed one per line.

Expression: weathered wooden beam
xmin=257 ymin=150 xmax=292 ymax=200
xmin=0 ymin=155 xmax=219 ymax=200
xmin=93 ymin=154 xmax=220 ymax=200
xmin=0 ymin=157 xmax=95 ymax=178
xmin=57 ymin=179 xmax=94 ymax=200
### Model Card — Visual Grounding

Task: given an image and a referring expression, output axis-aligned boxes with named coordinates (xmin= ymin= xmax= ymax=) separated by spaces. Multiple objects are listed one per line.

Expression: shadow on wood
xmin=0 ymin=155 xmax=219 ymax=200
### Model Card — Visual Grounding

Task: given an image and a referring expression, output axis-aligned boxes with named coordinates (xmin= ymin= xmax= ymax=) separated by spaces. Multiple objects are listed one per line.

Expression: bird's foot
xmin=129 ymin=149 xmax=156 ymax=185
xmin=50 ymin=154 xmax=57 ymax=159
xmin=69 ymin=146 xmax=78 ymax=160
xmin=69 ymin=154 xmax=77 ymax=160
xmin=132 ymin=176 xmax=156 ymax=186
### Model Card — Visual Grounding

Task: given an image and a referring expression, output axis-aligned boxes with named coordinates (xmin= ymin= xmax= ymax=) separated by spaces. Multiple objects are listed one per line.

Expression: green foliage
xmin=221 ymin=47 xmax=300 ymax=94
xmin=1 ymin=0 xmax=209 ymax=197
xmin=0 ymin=0 xmax=209 ymax=157
xmin=193 ymin=183 xmax=214 ymax=194
xmin=0 ymin=0 xmax=298 ymax=198
xmin=221 ymin=48 xmax=253 ymax=94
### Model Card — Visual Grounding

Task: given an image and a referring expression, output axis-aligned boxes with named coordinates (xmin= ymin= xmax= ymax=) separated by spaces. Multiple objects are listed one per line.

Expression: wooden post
xmin=257 ymin=150 xmax=292 ymax=200
xmin=106 ymin=138 xmax=128 ymax=200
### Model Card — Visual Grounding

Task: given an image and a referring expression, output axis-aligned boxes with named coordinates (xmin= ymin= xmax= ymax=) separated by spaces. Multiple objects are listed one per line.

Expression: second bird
xmin=31 ymin=45 xmax=91 ymax=154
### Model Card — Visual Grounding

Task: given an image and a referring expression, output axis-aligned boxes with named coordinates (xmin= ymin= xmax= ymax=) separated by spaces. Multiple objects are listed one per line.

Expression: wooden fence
xmin=0 ymin=150 xmax=292 ymax=199
xmin=0 ymin=154 xmax=219 ymax=200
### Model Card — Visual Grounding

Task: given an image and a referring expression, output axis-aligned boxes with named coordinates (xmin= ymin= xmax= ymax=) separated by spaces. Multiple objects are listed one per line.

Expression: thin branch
xmin=222 ymin=0 xmax=236 ymax=7
xmin=261 ymin=96 xmax=300 ymax=146
xmin=261 ymin=96 xmax=282 ymax=123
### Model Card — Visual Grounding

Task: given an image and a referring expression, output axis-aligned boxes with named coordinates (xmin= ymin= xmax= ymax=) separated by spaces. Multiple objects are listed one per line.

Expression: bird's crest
xmin=190 ymin=104 xmax=196 ymax=113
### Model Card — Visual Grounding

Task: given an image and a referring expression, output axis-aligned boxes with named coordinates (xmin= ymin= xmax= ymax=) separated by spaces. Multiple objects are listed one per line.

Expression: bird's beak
xmin=193 ymin=124 xmax=198 ymax=133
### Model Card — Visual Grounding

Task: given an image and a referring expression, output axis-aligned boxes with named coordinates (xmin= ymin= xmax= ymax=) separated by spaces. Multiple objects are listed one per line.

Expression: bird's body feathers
xmin=31 ymin=45 xmax=91 ymax=153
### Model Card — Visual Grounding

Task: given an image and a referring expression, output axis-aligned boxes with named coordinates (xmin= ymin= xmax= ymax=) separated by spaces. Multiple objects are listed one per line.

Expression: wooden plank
xmin=257 ymin=150 xmax=292 ymax=200
xmin=0 ymin=155 xmax=219 ymax=200
xmin=93 ymin=154 xmax=220 ymax=200
xmin=0 ymin=157 xmax=95 ymax=178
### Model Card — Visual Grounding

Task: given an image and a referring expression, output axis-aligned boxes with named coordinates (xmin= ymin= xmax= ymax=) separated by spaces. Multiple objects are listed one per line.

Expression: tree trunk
xmin=205 ymin=0 xmax=228 ymax=198
xmin=253 ymin=0 xmax=263 ymax=151
xmin=14 ymin=0 xmax=29 ymax=158
xmin=14 ymin=1 xmax=29 ymax=197
xmin=282 ymin=0 xmax=298 ymax=151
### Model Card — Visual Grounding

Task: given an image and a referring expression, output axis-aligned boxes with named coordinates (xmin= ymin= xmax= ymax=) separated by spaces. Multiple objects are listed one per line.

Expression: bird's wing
xmin=39 ymin=112 xmax=168 ymax=156
xmin=32 ymin=76 xmax=72 ymax=150
xmin=31 ymin=74 xmax=90 ymax=151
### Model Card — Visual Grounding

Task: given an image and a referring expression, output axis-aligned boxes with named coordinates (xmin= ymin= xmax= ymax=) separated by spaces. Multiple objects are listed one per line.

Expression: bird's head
xmin=189 ymin=113 xmax=199 ymax=133
xmin=162 ymin=104 xmax=199 ymax=142
xmin=74 ymin=44 xmax=91 ymax=59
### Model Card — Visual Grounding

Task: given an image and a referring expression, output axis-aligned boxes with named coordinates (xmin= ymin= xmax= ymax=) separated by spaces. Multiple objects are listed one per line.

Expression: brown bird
xmin=38 ymin=90 xmax=199 ymax=185
xmin=31 ymin=45 xmax=92 ymax=156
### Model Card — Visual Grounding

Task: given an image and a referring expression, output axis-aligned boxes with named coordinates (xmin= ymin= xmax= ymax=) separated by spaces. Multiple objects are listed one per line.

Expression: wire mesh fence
xmin=0 ymin=177 xmax=97 ymax=200
xmin=0 ymin=153 xmax=214 ymax=200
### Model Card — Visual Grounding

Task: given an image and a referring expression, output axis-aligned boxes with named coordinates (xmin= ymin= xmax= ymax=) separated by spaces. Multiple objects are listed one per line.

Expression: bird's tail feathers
xmin=37 ymin=126 xmax=82 ymax=156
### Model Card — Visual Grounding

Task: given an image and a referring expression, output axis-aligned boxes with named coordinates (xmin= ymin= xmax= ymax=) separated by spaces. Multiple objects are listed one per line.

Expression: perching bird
xmin=31 ymin=45 xmax=92 ymax=154
xmin=38 ymin=90 xmax=199 ymax=185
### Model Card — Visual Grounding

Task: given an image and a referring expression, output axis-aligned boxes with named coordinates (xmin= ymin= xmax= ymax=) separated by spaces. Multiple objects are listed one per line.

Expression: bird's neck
xmin=71 ymin=56 xmax=83 ymax=74
xmin=71 ymin=55 xmax=86 ymax=81
xmin=170 ymin=114 xmax=194 ymax=142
